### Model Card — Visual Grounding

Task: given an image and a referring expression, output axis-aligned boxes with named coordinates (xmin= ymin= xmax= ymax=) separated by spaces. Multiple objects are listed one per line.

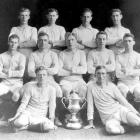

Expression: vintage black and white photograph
xmin=0 ymin=0 xmax=140 ymax=140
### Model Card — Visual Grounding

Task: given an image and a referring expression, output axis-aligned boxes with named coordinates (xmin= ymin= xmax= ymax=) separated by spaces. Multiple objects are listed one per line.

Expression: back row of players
xmin=1 ymin=8 xmax=140 ymax=134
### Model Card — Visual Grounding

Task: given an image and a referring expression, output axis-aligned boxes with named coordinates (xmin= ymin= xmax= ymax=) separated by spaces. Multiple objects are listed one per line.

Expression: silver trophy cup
xmin=61 ymin=90 xmax=86 ymax=129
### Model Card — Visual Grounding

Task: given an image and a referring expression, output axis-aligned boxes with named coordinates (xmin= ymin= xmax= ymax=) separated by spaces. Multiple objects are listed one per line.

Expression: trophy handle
xmin=80 ymin=98 xmax=86 ymax=110
xmin=61 ymin=97 xmax=69 ymax=110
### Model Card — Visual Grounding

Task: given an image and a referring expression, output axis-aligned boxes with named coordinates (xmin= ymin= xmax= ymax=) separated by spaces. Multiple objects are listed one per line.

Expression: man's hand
xmin=84 ymin=119 xmax=95 ymax=129
xmin=2 ymin=69 xmax=9 ymax=75
xmin=84 ymin=124 xmax=95 ymax=129
xmin=8 ymin=112 xmax=21 ymax=123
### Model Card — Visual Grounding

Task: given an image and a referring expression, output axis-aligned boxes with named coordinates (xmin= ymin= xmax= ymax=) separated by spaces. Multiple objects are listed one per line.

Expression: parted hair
xmin=35 ymin=66 xmax=47 ymax=74
xmin=123 ymin=33 xmax=135 ymax=40
xmin=95 ymin=65 xmax=106 ymax=73
xmin=19 ymin=7 xmax=31 ymax=15
xmin=8 ymin=34 xmax=20 ymax=42
xmin=111 ymin=8 xmax=122 ymax=15
xmin=38 ymin=32 xmax=49 ymax=39
xmin=96 ymin=31 xmax=108 ymax=39
xmin=46 ymin=8 xmax=59 ymax=15
xmin=81 ymin=8 xmax=93 ymax=16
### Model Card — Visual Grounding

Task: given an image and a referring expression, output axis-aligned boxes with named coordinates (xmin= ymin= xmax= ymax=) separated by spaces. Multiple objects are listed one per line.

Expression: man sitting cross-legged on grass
xmin=8 ymin=66 xmax=57 ymax=132
xmin=85 ymin=65 xmax=140 ymax=135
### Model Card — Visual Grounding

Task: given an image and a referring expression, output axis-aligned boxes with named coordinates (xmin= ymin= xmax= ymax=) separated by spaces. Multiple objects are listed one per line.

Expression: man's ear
xmin=133 ymin=40 xmax=136 ymax=45
xmin=120 ymin=14 xmax=123 ymax=20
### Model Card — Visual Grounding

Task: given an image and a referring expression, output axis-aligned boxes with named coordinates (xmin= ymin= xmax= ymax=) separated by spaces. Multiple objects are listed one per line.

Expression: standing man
xmin=105 ymin=9 xmax=130 ymax=55
xmin=72 ymin=8 xmax=99 ymax=54
xmin=0 ymin=34 xmax=26 ymax=102
xmin=85 ymin=66 xmax=140 ymax=135
xmin=9 ymin=66 xmax=57 ymax=132
xmin=38 ymin=8 xmax=66 ymax=51
xmin=116 ymin=33 xmax=140 ymax=102
xmin=9 ymin=8 xmax=37 ymax=58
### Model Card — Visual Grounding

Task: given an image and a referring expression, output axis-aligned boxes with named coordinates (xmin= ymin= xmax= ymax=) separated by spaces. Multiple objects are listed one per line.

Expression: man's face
xmin=8 ymin=38 xmax=19 ymax=51
xmin=111 ymin=12 xmax=122 ymax=25
xmin=37 ymin=69 xmax=48 ymax=84
xmin=67 ymin=35 xmax=77 ymax=50
xmin=123 ymin=37 xmax=135 ymax=51
xmin=38 ymin=35 xmax=50 ymax=50
xmin=95 ymin=68 xmax=107 ymax=84
xmin=19 ymin=11 xmax=30 ymax=24
xmin=96 ymin=34 xmax=107 ymax=48
xmin=47 ymin=11 xmax=58 ymax=24
xmin=81 ymin=11 xmax=92 ymax=24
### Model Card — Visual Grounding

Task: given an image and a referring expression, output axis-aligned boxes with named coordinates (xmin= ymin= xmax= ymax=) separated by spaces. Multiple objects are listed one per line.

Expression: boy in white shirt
xmin=105 ymin=9 xmax=130 ymax=55
xmin=85 ymin=66 xmax=140 ymax=135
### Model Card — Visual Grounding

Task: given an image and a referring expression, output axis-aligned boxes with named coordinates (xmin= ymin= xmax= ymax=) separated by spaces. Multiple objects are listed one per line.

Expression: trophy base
xmin=65 ymin=122 xmax=82 ymax=130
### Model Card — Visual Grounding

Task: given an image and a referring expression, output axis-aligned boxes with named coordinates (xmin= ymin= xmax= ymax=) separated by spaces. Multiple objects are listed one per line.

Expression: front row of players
xmin=1 ymin=31 xmax=140 ymax=134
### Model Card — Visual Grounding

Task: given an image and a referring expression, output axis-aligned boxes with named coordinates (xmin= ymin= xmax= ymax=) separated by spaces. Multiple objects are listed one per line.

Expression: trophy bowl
xmin=61 ymin=91 xmax=86 ymax=129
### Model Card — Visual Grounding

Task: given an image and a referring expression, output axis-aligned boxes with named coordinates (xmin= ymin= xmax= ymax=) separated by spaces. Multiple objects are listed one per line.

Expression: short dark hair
xmin=96 ymin=31 xmax=108 ymax=39
xmin=81 ymin=8 xmax=93 ymax=16
xmin=95 ymin=65 xmax=106 ymax=74
xmin=8 ymin=34 xmax=20 ymax=42
xmin=38 ymin=32 xmax=49 ymax=40
xmin=123 ymin=33 xmax=135 ymax=40
xmin=46 ymin=8 xmax=59 ymax=15
xmin=35 ymin=66 xmax=47 ymax=74
xmin=111 ymin=8 xmax=122 ymax=15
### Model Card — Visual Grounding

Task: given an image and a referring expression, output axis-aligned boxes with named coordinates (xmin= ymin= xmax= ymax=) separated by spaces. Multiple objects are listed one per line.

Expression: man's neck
xmin=96 ymin=81 xmax=107 ymax=88
xmin=125 ymin=48 xmax=133 ymax=54
xmin=39 ymin=48 xmax=49 ymax=53
xmin=114 ymin=23 xmax=122 ymax=28
xmin=20 ymin=23 xmax=28 ymax=27
xmin=48 ymin=22 xmax=56 ymax=27
xmin=8 ymin=50 xmax=17 ymax=56
xmin=97 ymin=46 xmax=106 ymax=51
xmin=82 ymin=23 xmax=91 ymax=28
xmin=37 ymin=82 xmax=47 ymax=88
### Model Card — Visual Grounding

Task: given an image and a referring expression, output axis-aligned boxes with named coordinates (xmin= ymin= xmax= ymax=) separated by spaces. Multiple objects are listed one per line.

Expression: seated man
xmin=8 ymin=66 xmax=57 ymax=132
xmin=58 ymin=33 xmax=87 ymax=99
xmin=58 ymin=33 xmax=87 ymax=122
xmin=105 ymin=9 xmax=130 ymax=55
xmin=85 ymin=65 xmax=140 ymax=135
xmin=0 ymin=34 xmax=26 ymax=102
xmin=27 ymin=32 xmax=62 ymax=126
xmin=28 ymin=32 xmax=62 ymax=98
xmin=116 ymin=33 xmax=140 ymax=102
xmin=87 ymin=31 xmax=115 ymax=82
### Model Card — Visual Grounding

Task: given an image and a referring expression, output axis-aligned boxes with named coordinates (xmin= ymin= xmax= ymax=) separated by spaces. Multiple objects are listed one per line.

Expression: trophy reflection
xmin=61 ymin=90 xmax=86 ymax=129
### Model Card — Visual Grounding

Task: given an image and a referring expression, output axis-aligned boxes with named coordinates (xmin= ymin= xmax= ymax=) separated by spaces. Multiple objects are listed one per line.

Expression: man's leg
xmin=105 ymin=119 xmax=125 ymax=134
xmin=133 ymin=86 xmax=140 ymax=101
xmin=28 ymin=116 xmax=57 ymax=132
xmin=125 ymin=111 xmax=140 ymax=127
xmin=11 ymin=113 xmax=29 ymax=132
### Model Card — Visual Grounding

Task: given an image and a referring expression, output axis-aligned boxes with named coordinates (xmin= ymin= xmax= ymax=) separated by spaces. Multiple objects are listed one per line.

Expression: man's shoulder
xmin=121 ymin=26 xmax=130 ymax=32
xmin=0 ymin=51 xmax=8 ymax=57
xmin=56 ymin=25 xmax=65 ymax=30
